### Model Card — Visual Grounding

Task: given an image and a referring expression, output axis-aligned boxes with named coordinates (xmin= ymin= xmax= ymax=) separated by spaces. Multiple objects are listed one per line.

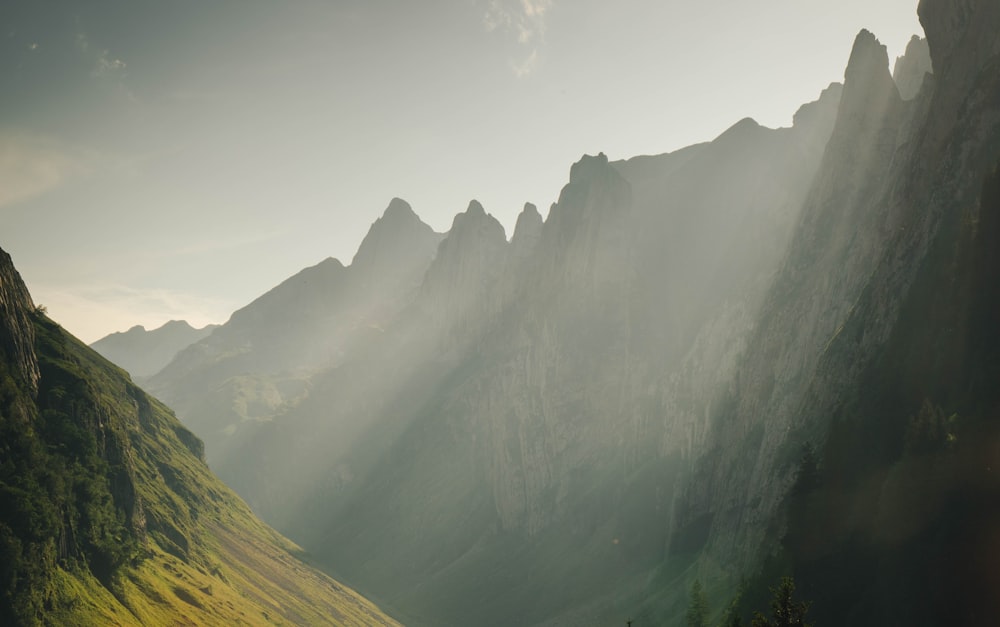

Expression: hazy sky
xmin=1 ymin=0 xmax=922 ymax=342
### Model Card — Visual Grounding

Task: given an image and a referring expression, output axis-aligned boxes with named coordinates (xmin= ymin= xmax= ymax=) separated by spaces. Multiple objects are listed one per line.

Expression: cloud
xmin=0 ymin=133 xmax=97 ymax=208
xmin=93 ymin=49 xmax=126 ymax=77
xmin=512 ymin=48 xmax=538 ymax=78
xmin=77 ymin=31 xmax=129 ymax=81
xmin=482 ymin=0 xmax=553 ymax=76
xmin=31 ymin=282 xmax=233 ymax=344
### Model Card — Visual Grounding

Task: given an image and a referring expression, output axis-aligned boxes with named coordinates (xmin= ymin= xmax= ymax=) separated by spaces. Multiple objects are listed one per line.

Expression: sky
xmin=1 ymin=0 xmax=923 ymax=343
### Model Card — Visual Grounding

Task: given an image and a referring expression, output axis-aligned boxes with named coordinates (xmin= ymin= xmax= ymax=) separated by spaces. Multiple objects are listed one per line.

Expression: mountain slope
xmin=147 ymin=199 xmax=443 ymax=470
xmin=90 ymin=320 xmax=218 ymax=379
xmin=671 ymin=0 xmax=1000 ymax=622
xmin=113 ymin=2 xmax=997 ymax=625
xmin=203 ymin=82 xmax=842 ymax=627
xmin=0 ymin=246 xmax=399 ymax=626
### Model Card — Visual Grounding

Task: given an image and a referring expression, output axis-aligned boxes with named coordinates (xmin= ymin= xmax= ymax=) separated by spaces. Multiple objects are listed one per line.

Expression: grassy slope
xmin=12 ymin=312 xmax=400 ymax=626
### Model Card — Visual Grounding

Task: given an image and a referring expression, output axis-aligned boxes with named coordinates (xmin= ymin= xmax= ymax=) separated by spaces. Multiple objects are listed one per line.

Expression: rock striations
xmin=673 ymin=3 xmax=1000 ymax=621
xmin=129 ymin=1 xmax=1000 ymax=624
xmin=0 ymin=247 xmax=39 ymax=396
xmin=182 ymin=77 xmax=844 ymax=626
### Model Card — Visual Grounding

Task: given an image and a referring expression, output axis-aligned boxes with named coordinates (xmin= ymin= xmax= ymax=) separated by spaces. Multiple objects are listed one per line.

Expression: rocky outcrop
xmin=509 ymin=202 xmax=543 ymax=262
xmin=893 ymin=35 xmax=933 ymax=100
xmin=674 ymin=1 xmax=1000 ymax=592
xmin=419 ymin=199 xmax=508 ymax=342
xmin=351 ymin=197 xmax=444 ymax=299
xmin=269 ymin=95 xmax=843 ymax=624
xmin=0 ymin=247 xmax=39 ymax=395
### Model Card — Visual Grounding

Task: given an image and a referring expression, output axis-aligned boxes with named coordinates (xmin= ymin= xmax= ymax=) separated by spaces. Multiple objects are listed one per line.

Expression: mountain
xmin=672 ymin=0 xmax=1000 ymax=623
xmin=0 ymin=247 xmax=399 ymax=625
xmin=90 ymin=320 xmax=218 ymax=379
xmin=163 ymin=76 xmax=843 ymax=626
xmin=134 ymin=0 xmax=1000 ymax=624
xmin=145 ymin=198 xmax=443 ymax=470
xmin=892 ymin=35 xmax=932 ymax=100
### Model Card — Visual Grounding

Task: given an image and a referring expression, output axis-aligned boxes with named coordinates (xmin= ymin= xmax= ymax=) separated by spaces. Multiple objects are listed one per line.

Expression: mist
xmin=4 ymin=0 xmax=1000 ymax=626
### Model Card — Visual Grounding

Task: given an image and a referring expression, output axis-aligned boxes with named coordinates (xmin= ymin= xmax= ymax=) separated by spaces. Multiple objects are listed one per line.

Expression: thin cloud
xmin=512 ymin=49 xmax=538 ymax=78
xmin=77 ymin=31 xmax=130 ymax=84
xmin=164 ymin=229 xmax=292 ymax=258
xmin=482 ymin=0 xmax=553 ymax=77
xmin=93 ymin=50 xmax=126 ymax=77
xmin=0 ymin=133 xmax=96 ymax=208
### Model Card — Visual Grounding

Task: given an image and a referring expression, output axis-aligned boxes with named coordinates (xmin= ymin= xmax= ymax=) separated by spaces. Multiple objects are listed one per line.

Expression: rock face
xmin=418 ymin=199 xmax=508 ymax=342
xmin=90 ymin=320 xmax=218 ymax=379
xmin=189 ymin=78 xmax=841 ymax=626
xmin=0 ymin=246 xmax=400 ymax=626
xmin=0 ymin=247 xmax=39 ymax=396
xmin=140 ymin=2 xmax=999 ymax=624
xmin=671 ymin=3 xmax=1000 ymax=622
xmin=892 ymin=35 xmax=933 ymax=99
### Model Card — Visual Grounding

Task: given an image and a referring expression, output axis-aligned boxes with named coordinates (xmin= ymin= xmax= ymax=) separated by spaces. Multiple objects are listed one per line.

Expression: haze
xmin=2 ymin=0 xmax=921 ymax=342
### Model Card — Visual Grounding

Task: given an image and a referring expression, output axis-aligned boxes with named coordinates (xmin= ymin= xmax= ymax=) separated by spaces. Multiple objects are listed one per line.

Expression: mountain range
xmin=41 ymin=0 xmax=1000 ymax=624
xmin=91 ymin=320 xmax=218 ymax=380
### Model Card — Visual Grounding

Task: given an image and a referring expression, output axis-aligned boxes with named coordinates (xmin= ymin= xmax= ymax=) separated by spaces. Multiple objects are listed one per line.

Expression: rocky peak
xmin=419 ymin=200 xmax=508 ymax=333
xmin=511 ymin=203 xmax=543 ymax=258
xmin=892 ymin=35 xmax=933 ymax=100
xmin=568 ymin=152 xmax=610 ymax=184
xmin=549 ymin=153 xmax=631 ymax=232
xmin=426 ymin=200 xmax=507 ymax=280
xmin=445 ymin=200 xmax=506 ymax=244
xmin=714 ymin=117 xmax=763 ymax=143
xmin=382 ymin=196 xmax=417 ymax=221
xmin=465 ymin=199 xmax=487 ymax=219
xmin=835 ymin=30 xmax=902 ymax=135
xmin=351 ymin=197 xmax=441 ymax=279
xmin=538 ymin=153 xmax=632 ymax=294
xmin=0 ymin=246 xmax=39 ymax=396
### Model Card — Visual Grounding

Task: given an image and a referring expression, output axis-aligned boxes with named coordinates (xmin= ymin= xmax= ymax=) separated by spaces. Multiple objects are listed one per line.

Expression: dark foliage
xmin=0 ymin=314 xmax=139 ymax=625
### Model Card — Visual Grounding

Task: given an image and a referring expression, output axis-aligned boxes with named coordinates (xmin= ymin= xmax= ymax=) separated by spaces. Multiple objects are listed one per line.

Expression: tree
xmin=686 ymin=579 xmax=710 ymax=627
xmin=750 ymin=577 xmax=812 ymax=627
xmin=719 ymin=595 xmax=744 ymax=627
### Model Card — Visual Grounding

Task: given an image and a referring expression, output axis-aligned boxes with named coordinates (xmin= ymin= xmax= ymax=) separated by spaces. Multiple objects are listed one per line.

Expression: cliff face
xmin=215 ymin=79 xmax=842 ymax=626
xmin=122 ymin=2 xmax=999 ymax=624
xmin=0 ymin=247 xmax=39 ymax=396
xmin=0 ymin=246 xmax=400 ymax=626
xmin=893 ymin=35 xmax=932 ymax=99
xmin=674 ymin=0 xmax=1000 ymax=598
xmin=418 ymin=200 xmax=508 ymax=343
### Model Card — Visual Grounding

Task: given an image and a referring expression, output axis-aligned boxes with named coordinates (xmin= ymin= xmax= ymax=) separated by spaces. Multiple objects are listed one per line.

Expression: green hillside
xmin=0 ymin=248 xmax=399 ymax=626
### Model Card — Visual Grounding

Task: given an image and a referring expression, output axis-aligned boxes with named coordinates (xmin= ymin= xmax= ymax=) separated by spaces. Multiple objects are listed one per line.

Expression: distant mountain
xmin=145 ymin=198 xmax=443 ymax=469
xmin=90 ymin=320 xmax=217 ymax=379
xmin=0 ymin=247 xmax=399 ymax=625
